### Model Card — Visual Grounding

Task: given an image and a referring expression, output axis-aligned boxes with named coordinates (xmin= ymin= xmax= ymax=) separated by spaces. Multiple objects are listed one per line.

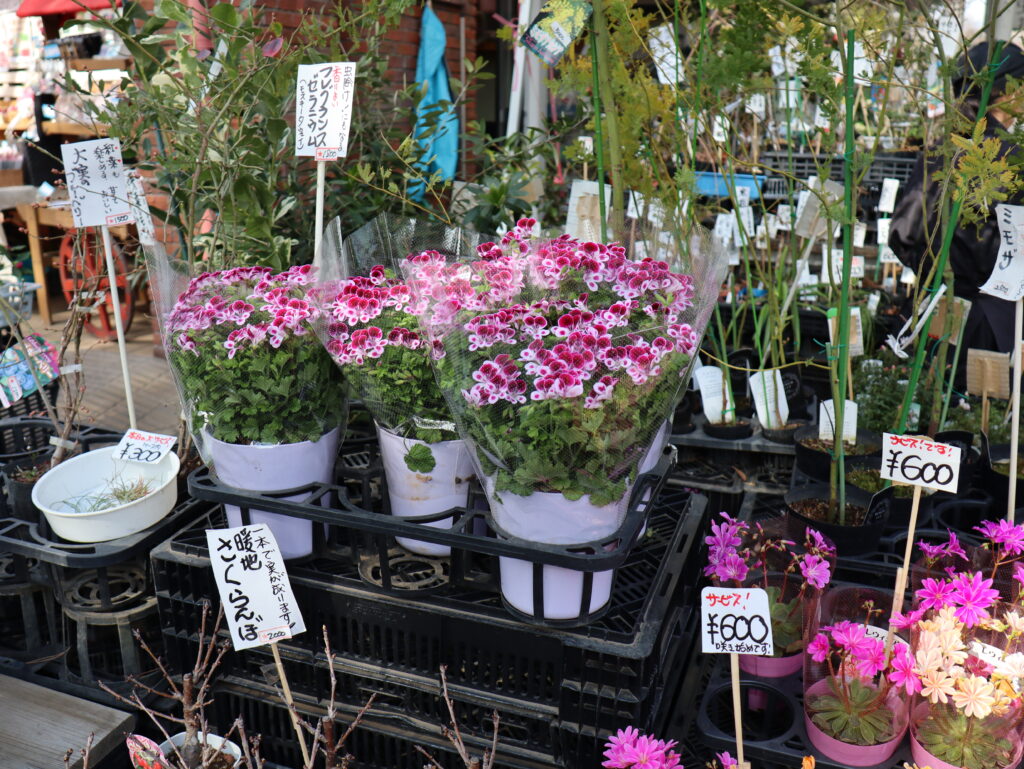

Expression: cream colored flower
xmin=1005 ymin=610 xmax=1024 ymax=635
xmin=996 ymin=652 xmax=1024 ymax=680
xmin=920 ymin=668 xmax=957 ymax=704
xmin=953 ymin=675 xmax=997 ymax=719
xmin=938 ymin=629 xmax=968 ymax=665
xmin=915 ymin=646 xmax=943 ymax=675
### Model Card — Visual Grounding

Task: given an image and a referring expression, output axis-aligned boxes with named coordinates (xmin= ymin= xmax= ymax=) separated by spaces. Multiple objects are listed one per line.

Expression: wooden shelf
xmin=68 ymin=57 xmax=131 ymax=72
xmin=40 ymin=120 xmax=108 ymax=137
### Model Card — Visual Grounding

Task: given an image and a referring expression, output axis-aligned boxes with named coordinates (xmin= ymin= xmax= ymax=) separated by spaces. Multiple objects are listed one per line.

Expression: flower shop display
xmin=404 ymin=219 xmax=724 ymax=619
xmin=705 ymin=513 xmax=835 ymax=677
xmin=157 ymin=259 xmax=346 ymax=559
xmin=315 ymin=215 xmax=481 ymax=557
xmin=913 ymin=522 xmax=1024 ymax=601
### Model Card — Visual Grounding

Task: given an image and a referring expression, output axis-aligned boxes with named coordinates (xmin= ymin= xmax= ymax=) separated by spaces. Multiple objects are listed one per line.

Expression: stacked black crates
xmin=151 ymin=463 xmax=707 ymax=769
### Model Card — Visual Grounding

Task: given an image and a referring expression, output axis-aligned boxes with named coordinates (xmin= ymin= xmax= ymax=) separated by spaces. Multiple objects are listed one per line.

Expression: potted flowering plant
xmin=913 ymin=521 xmax=1024 ymax=601
xmin=404 ymin=219 xmax=724 ymax=619
xmin=902 ymin=571 xmax=1024 ymax=769
xmin=162 ymin=263 xmax=345 ymax=559
xmin=705 ymin=513 xmax=835 ymax=677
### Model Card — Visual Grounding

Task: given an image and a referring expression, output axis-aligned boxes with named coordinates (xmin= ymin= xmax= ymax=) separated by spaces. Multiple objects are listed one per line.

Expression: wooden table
xmin=0 ymin=674 xmax=135 ymax=769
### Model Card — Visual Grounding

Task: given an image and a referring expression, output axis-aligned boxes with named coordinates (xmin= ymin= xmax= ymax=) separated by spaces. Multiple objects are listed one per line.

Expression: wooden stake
xmin=100 ymin=225 xmax=136 ymax=429
xmin=314 ymin=161 xmax=327 ymax=261
xmin=983 ymin=386 xmax=991 ymax=436
xmin=886 ymin=484 xmax=922 ymax=656
xmin=1008 ymin=297 xmax=1023 ymax=520
xmin=729 ymin=653 xmax=750 ymax=769
xmin=271 ymin=643 xmax=310 ymax=767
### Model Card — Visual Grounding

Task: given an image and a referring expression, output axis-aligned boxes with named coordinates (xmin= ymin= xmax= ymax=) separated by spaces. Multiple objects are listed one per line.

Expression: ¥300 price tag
xmin=880 ymin=433 xmax=961 ymax=493
xmin=114 ymin=430 xmax=176 ymax=465
xmin=701 ymin=587 xmax=774 ymax=656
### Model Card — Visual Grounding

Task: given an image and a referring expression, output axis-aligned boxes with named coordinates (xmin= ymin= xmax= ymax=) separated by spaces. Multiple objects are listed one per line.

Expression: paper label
xmin=649 ymin=24 xmax=683 ymax=85
xmin=713 ymin=212 xmax=732 ymax=247
xmin=880 ymin=246 xmax=900 ymax=264
xmin=126 ymin=170 xmax=156 ymax=247
xmin=819 ymin=399 xmax=858 ymax=443
xmin=207 ymin=524 xmax=307 ymax=651
xmin=114 ymin=429 xmax=176 ymax=465
xmin=880 ymin=433 xmax=961 ymax=493
xmin=60 ymin=139 xmax=132 ymax=228
xmin=795 ymin=180 xmax=843 ymax=240
xmin=775 ymin=204 xmax=792 ymax=231
xmin=295 ymin=62 xmax=356 ymax=159
xmin=828 ymin=307 xmax=864 ymax=356
xmin=738 ymin=205 xmax=755 ymax=245
xmin=854 ymin=221 xmax=867 ymax=248
xmin=735 ymin=186 xmax=751 ymax=207
xmin=566 ymin=179 xmax=612 ymax=240
xmin=878 ymin=178 xmax=900 ymax=214
xmin=877 ymin=217 xmax=892 ymax=246
xmin=701 ymin=587 xmax=774 ymax=656
xmin=695 ymin=366 xmax=733 ymax=424
xmin=520 ymin=0 xmax=591 ymax=66
xmin=747 ymin=93 xmax=766 ymax=120
xmin=980 ymin=204 xmax=1024 ymax=301
xmin=749 ymin=369 xmax=789 ymax=430
xmin=712 ymin=116 xmax=728 ymax=143
xmin=578 ymin=135 xmax=593 ymax=154
xmin=901 ymin=266 xmax=916 ymax=285
xmin=966 ymin=348 xmax=1011 ymax=399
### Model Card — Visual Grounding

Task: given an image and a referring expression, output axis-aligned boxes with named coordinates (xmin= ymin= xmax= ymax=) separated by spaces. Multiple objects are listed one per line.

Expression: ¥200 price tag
xmin=880 ymin=433 xmax=961 ymax=493
xmin=114 ymin=430 xmax=176 ymax=465
xmin=701 ymin=587 xmax=774 ymax=656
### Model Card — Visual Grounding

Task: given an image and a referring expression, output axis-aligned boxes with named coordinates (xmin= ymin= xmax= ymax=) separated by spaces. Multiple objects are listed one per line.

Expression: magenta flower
xmin=705 ymin=515 xmax=744 ymax=552
xmin=800 ymin=554 xmax=831 ymax=589
xmin=944 ymin=530 xmax=969 ymax=561
xmin=890 ymin=607 xmax=926 ymax=630
xmin=976 ymin=519 xmax=1024 ymax=555
xmin=830 ymin=621 xmax=868 ymax=653
xmin=806 ymin=527 xmax=835 ymax=555
xmin=714 ymin=551 xmax=749 ymax=583
xmin=621 ymin=736 xmax=668 ymax=769
xmin=1014 ymin=563 xmax=1024 ymax=592
xmin=916 ymin=577 xmax=956 ymax=612
xmin=716 ymin=751 xmax=739 ymax=769
xmin=917 ymin=539 xmax=946 ymax=561
xmin=949 ymin=572 xmax=1000 ymax=627
xmin=807 ymin=632 xmax=830 ymax=663
xmin=853 ymin=637 xmax=887 ymax=677
xmin=602 ymin=726 xmax=639 ymax=768
xmin=888 ymin=643 xmax=922 ymax=695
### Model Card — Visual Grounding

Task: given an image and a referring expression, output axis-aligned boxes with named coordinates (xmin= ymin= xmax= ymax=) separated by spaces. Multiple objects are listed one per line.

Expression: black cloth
xmin=952 ymin=42 xmax=1024 ymax=103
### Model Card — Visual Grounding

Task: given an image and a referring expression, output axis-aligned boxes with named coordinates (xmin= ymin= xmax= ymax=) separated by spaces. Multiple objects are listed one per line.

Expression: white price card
xmin=126 ymin=169 xmax=156 ymax=247
xmin=819 ymin=399 xmax=858 ymax=443
xmin=880 ymin=433 xmax=961 ymax=493
xmin=854 ymin=221 xmax=867 ymax=248
xmin=713 ymin=212 xmax=733 ymax=247
xmin=207 ymin=524 xmax=307 ymax=651
xmin=878 ymin=178 xmax=900 ymax=214
xmin=695 ymin=366 xmax=733 ymax=424
xmin=749 ymin=369 xmax=789 ymax=430
xmin=775 ymin=204 xmax=792 ymax=231
xmin=60 ymin=138 xmax=132 ymax=228
xmin=701 ymin=587 xmax=774 ymax=656
xmin=113 ymin=429 xmax=176 ymax=465
xmin=880 ymin=246 xmax=900 ymax=264
xmin=295 ymin=62 xmax=356 ymax=160
xmin=980 ymin=204 xmax=1024 ymax=301
xmin=877 ymin=217 xmax=892 ymax=246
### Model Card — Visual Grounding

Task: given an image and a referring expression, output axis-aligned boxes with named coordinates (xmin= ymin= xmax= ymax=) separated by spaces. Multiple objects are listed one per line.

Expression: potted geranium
xmin=163 ymin=263 xmax=345 ymax=559
xmin=404 ymin=220 xmax=724 ymax=619
xmin=705 ymin=513 xmax=835 ymax=677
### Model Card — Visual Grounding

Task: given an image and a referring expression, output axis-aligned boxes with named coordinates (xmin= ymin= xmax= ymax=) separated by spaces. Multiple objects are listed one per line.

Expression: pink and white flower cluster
xmin=167 ymin=265 xmax=321 ymax=359
xmin=807 ymin=621 xmax=900 ymax=682
xmin=914 ymin=521 xmax=1024 ymax=605
xmin=601 ymin=726 xmax=682 ymax=769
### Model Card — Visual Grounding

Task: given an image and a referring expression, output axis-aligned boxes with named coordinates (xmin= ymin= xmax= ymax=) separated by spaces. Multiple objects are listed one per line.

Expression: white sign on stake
xmin=819 ymin=399 xmax=858 ymax=443
xmin=695 ymin=366 xmax=733 ymax=424
xmin=126 ymin=170 xmax=156 ymax=247
xmin=878 ymin=178 xmax=900 ymax=214
xmin=979 ymin=204 xmax=1024 ymax=301
xmin=877 ymin=217 xmax=892 ymax=246
xmin=749 ymin=369 xmax=789 ymax=430
xmin=207 ymin=524 xmax=307 ymax=651
xmin=113 ymin=429 xmax=176 ymax=465
xmin=295 ymin=62 xmax=357 ymax=160
xmin=701 ymin=587 xmax=774 ymax=656
xmin=854 ymin=221 xmax=867 ymax=248
xmin=60 ymin=138 xmax=132 ymax=228
xmin=880 ymin=433 xmax=961 ymax=494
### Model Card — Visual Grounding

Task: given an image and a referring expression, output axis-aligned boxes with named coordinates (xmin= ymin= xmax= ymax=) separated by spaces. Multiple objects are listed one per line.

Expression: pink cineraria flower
xmin=807 ymin=632 xmax=830 ymax=663
xmin=800 ymin=554 xmax=831 ymax=590
xmin=888 ymin=643 xmax=922 ymax=695
xmin=949 ymin=572 xmax=1000 ymax=627
xmin=917 ymin=577 xmax=957 ymax=612
xmin=716 ymin=751 xmax=739 ymax=769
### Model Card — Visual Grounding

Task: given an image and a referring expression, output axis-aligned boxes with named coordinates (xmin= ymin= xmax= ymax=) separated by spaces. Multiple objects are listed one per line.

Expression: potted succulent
xmin=405 ymin=219 xmax=723 ymax=619
xmin=705 ymin=513 xmax=835 ymax=677
xmin=162 ymin=263 xmax=346 ymax=559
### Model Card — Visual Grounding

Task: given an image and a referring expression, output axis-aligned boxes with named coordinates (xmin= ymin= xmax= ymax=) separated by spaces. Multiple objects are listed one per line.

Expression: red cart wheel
xmin=58 ymin=229 xmax=135 ymax=341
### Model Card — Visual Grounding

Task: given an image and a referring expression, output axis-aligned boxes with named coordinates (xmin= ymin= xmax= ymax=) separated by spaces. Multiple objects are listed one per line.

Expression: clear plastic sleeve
xmin=145 ymin=242 xmax=346 ymax=459
xmin=401 ymin=218 xmax=727 ymax=524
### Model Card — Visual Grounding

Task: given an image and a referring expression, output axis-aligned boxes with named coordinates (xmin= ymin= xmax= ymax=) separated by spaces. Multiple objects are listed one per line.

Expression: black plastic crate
xmin=758 ymin=151 xmax=841 ymax=182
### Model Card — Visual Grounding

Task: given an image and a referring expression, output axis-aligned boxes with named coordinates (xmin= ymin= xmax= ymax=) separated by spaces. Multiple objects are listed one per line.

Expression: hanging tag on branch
xmin=979 ymin=204 xmax=1024 ymax=301
xmin=885 ymin=284 xmax=947 ymax=358
xmin=520 ymin=0 xmax=592 ymax=66
xmin=295 ymin=62 xmax=356 ymax=161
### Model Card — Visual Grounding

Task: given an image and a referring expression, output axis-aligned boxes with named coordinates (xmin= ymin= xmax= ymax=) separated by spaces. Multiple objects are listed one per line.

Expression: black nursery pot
xmin=2 ymin=450 xmax=53 ymax=523
xmin=702 ymin=417 xmax=753 ymax=441
xmin=844 ymin=455 xmax=922 ymax=529
xmin=932 ymin=489 xmax=995 ymax=534
xmin=793 ymin=425 xmax=882 ymax=483
xmin=785 ymin=481 xmax=891 ymax=557
xmin=762 ymin=418 xmax=809 ymax=446
xmin=934 ymin=430 xmax=981 ymax=491
xmin=672 ymin=392 xmax=697 ymax=435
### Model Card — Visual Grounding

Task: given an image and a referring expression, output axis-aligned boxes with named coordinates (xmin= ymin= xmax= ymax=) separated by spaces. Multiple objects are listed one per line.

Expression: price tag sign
xmin=980 ymin=204 xmax=1024 ymax=301
xmin=60 ymin=138 xmax=132 ymax=228
xmin=207 ymin=524 xmax=307 ymax=651
xmin=126 ymin=169 xmax=156 ymax=247
xmin=878 ymin=178 xmax=900 ymax=214
xmin=114 ymin=429 xmax=177 ymax=465
xmin=295 ymin=62 xmax=356 ymax=160
xmin=880 ymin=433 xmax=961 ymax=493
xmin=701 ymin=587 xmax=774 ymax=656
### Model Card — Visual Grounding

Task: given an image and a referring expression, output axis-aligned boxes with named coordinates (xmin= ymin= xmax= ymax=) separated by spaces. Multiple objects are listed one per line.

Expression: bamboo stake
xmin=1008 ymin=299 xmax=1023 ymax=520
xmin=271 ymin=643 xmax=310 ymax=767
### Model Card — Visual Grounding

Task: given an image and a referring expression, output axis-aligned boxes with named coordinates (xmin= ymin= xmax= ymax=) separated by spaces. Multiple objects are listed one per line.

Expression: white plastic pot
xmin=377 ymin=425 xmax=474 ymax=557
xmin=206 ymin=427 xmax=340 ymax=560
xmin=490 ymin=489 xmax=627 ymax=620
xmin=32 ymin=447 xmax=179 ymax=543
xmin=638 ymin=420 xmax=671 ymax=476
xmin=157 ymin=731 xmax=241 ymax=766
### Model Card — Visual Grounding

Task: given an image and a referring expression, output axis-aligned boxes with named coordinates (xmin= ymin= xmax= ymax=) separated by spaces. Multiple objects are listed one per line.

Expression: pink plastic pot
xmin=804 ymin=679 xmax=907 ymax=766
xmin=910 ymin=703 xmax=1024 ymax=769
xmin=739 ymin=651 xmax=803 ymax=678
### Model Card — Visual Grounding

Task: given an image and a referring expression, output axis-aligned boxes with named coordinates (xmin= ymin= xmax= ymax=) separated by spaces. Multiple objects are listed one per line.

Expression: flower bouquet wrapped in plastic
xmin=313 ymin=214 xmax=483 ymax=556
xmin=149 ymin=244 xmax=345 ymax=558
xmin=705 ymin=513 xmax=835 ymax=677
xmin=403 ymin=218 xmax=727 ymax=619
xmin=903 ymin=570 xmax=1024 ymax=769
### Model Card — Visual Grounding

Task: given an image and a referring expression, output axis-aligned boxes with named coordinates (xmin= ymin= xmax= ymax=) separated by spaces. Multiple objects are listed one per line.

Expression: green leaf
xmin=404 ymin=443 xmax=436 ymax=473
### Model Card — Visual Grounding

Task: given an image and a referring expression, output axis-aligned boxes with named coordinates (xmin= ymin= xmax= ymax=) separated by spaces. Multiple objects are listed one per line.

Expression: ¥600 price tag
xmin=114 ymin=430 xmax=177 ymax=465
xmin=701 ymin=587 xmax=774 ymax=656
xmin=880 ymin=433 xmax=961 ymax=493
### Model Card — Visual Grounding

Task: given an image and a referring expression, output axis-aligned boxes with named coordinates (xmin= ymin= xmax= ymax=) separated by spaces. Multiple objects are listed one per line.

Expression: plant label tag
xmin=980 ymin=204 xmax=1024 ymax=301
xmin=695 ymin=366 xmax=733 ymax=424
xmin=867 ymin=292 xmax=881 ymax=315
xmin=566 ymin=179 xmax=612 ymax=239
xmin=878 ymin=178 xmax=900 ymax=213
xmin=713 ymin=212 xmax=732 ymax=247
xmin=520 ymin=0 xmax=591 ymax=66
xmin=754 ymin=223 xmax=767 ymax=250
xmin=727 ymin=248 xmax=740 ymax=267
xmin=828 ymin=307 xmax=864 ymax=355
xmin=928 ymin=296 xmax=972 ymax=346
xmin=207 ymin=524 xmax=307 ymax=651
xmin=768 ymin=46 xmax=786 ymax=77
xmin=735 ymin=186 xmax=751 ymax=207
xmin=813 ymin=102 xmax=830 ymax=130
xmin=746 ymin=93 xmax=766 ymax=120
xmin=854 ymin=221 xmax=867 ymax=248
xmin=795 ymin=180 xmax=843 ymax=240
xmin=648 ymin=24 xmax=684 ymax=85
xmin=60 ymin=139 xmax=132 ymax=229
xmin=578 ymin=135 xmax=593 ymax=154
xmin=295 ymin=62 xmax=356 ymax=159
xmin=966 ymin=348 xmax=1012 ymax=399
xmin=776 ymin=204 xmax=792 ymax=231
xmin=900 ymin=266 xmax=916 ymax=285
xmin=701 ymin=587 xmax=774 ymax=656
xmin=126 ymin=170 xmax=156 ymax=247
xmin=765 ymin=213 xmax=779 ymax=240
xmin=880 ymin=246 xmax=900 ymax=264
xmin=819 ymin=399 xmax=858 ymax=443
xmin=114 ymin=430 xmax=177 ymax=465
xmin=880 ymin=433 xmax=961 ymax=493
xmin=877 ymin=217 xmax=892 ymax=246
xmin=749 ymin=369 xmax=789 ymax=430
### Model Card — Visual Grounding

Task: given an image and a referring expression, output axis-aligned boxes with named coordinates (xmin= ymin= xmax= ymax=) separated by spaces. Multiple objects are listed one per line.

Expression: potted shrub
xmin=405 ymin=219 xmax=724 ymax=619
xmin=161 ymin=263 xmax=346 ymax=559
xmin=705 ymin=513 xmax=835 ymax=677
xmin=2 ymin=449 xmax=53 ymax=522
